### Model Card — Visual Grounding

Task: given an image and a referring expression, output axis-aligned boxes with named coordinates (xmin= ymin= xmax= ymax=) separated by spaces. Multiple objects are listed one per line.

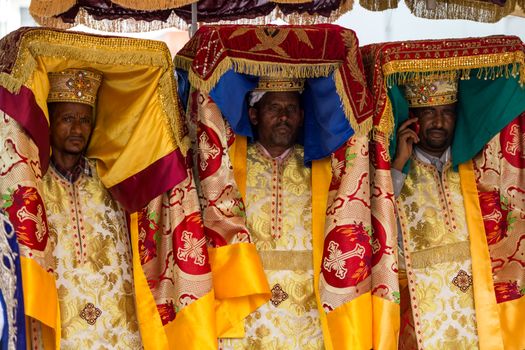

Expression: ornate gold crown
xmin=47 ymin=68 xmax=103 ymax=107
xmin=402 ymin=74 xmax=458 ymax=108
xmin=254 ymin=77 xmax=304 ymax=92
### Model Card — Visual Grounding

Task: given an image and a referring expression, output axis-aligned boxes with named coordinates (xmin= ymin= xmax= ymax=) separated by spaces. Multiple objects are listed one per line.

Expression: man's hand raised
xmin=392 ymin=117 xmax=419 ymax=171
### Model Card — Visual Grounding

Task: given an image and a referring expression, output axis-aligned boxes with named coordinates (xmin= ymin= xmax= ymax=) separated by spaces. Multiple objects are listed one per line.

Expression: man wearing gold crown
xmin=38 ymin=68 xmax=142 ymax=348
xmin=220 ymin=77 xmax=324 ymax=349
xmin=391 ymin=75 xmax=480 ymax=349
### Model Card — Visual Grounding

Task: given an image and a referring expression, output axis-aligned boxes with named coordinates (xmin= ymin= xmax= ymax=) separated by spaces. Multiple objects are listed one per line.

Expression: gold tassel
xmin=405 ymin=0 xmax=517 ymax=23
xmin=29 ymin=0 xmax=76 ymax=17
xmin=374 ymin=97 xmax=394 ymax=140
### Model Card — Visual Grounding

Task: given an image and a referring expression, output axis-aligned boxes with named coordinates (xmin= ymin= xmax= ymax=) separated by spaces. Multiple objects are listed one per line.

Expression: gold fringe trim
xmin=0 ymin=29 xmax=188 ymax=155
xmin=410 ymin=241 xmax=471 ymax=269
xmin=383 ymin=52 xmax=525 ymax=87
xmin=174 ymin=54 xmax=371 ymax=136
xmin=334 ymin=70 xmax=373 ymax=137
xmin=31 ymin=8 xmax=190 ymax=32
xmin=113 ymin=0 xmax=195 ymax=11
xmin=373 ymin=96 xmax=394 ymax=139
xmin=406 ymin=0 xmax=517 ymax=23
xmin=29 ymin=0 xmax=76 ymax=18
xmin=176 ymin=56 xmax=339 ymax=93
xmin=359 ymin=0 xmax=398 ymax=12
xmin=30 ymin=0 xmax=353 ymax=30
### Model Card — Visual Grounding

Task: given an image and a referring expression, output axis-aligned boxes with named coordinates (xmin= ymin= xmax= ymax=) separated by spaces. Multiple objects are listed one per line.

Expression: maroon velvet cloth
xmin=54 ymin=0 xmax=346 ymax=25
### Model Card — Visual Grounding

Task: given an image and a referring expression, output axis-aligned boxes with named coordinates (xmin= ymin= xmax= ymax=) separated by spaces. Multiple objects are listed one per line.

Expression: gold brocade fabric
xmin=40 ymin=160 xmax=141 ymax=349
xmin=221 ymin=144 xmax=323 ymax=350
xmin=397 ymin=157 xmax=478 ymax=350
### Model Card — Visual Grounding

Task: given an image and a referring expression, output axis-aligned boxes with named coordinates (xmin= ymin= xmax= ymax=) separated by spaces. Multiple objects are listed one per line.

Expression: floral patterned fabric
xmin=474 ymin=112 xmax=525 ymax=304
xmin=41 ymin=161 xmax=142 ymax=349
xmin=221 ymin=144 xmax=322 ymax=350
xmin=396 ymin=157 xmax=478 ymax=349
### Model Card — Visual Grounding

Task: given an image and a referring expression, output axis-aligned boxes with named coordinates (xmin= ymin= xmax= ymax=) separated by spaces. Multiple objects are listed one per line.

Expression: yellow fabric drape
xmin=498 ymin=295 xmax=525 ymax=349
xmin=130 ymin=212 xmax=218 ymax=349
xmin=20 ymin=257 xmax=60 ymax=350
xmin=372 ymin=295 xmax=399 ymax=350
xmin=229 ymin=136 xmax=248 ymax=200
xmin=212 ymin=135 xmax=272 ymax=338
xmin=208 ymin=243 xmax=271 ymax=338
xmin=327 ymin=292 xmax=372 ymax=350
xmin=459 ymin=162 xmax=505 ymax=350
xmin=130 ymin=213 xmax=170 ymax=350
xmin=164 ymin=291 xmax=217 ymax=349
xmin=29 ymin=55 xmax=179 ymax=190
xmin=311 ymin=158 xmax=334 ymax=350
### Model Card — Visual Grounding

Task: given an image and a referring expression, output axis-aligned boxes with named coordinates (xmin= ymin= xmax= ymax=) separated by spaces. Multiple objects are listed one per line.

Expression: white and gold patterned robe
xmin=222 ymin=144 xmax=323 ymax=350
xmin=41 ymin=159 xmax=141 ymax=349
xmin=395 ymin=149 xmax=479 ymax=350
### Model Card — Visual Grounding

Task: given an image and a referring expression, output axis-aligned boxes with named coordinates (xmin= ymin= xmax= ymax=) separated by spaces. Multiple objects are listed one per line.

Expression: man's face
xmin=49 ymin=102 xmax=93 ymax=155
xmin=248 ymin=91 xmax=304 ymax=151
xmin=412 ymin=102 xmax=457 ymax=156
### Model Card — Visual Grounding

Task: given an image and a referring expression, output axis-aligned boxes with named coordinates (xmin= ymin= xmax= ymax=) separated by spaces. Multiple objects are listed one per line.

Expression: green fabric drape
xmin=388 ymin=69 xmax=525 ymax=170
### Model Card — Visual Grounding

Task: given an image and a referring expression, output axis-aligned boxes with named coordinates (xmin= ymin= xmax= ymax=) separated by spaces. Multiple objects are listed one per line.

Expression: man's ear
xmin=248 ymin=107 xmax=258 ymax=125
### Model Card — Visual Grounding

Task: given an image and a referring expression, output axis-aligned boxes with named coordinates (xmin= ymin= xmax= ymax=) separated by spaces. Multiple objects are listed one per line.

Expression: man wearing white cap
xmin=221 ymin=77 xmax=324 ymax=349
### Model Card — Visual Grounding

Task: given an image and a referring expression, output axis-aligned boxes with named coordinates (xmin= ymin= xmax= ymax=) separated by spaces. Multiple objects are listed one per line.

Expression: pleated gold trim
xmin=0 ymin=28 xmax=188 ymax=154
xmin=405 ymin=0 xmax=517 ymax=23
xmin=258 ymin=250 xmax=313 ymax=271
xmin=410 ymin=241 xmax=471 ymax=269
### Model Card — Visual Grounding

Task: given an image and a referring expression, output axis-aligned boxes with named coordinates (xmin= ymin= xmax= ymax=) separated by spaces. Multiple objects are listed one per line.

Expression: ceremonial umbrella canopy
xmin=28 ymin=0 xmax=525 ymax=33
xmin=29 ymin=0 xmax=351 ymax=32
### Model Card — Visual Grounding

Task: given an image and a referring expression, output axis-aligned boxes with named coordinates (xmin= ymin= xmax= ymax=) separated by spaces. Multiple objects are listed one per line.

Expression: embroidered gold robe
xmin=397 ymin=156 xmax=478 ymax=349
xmin=221 ymin=144 xmax=323 ymax=350
xmin=40 ymin=159 xmax=141 ymax=349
